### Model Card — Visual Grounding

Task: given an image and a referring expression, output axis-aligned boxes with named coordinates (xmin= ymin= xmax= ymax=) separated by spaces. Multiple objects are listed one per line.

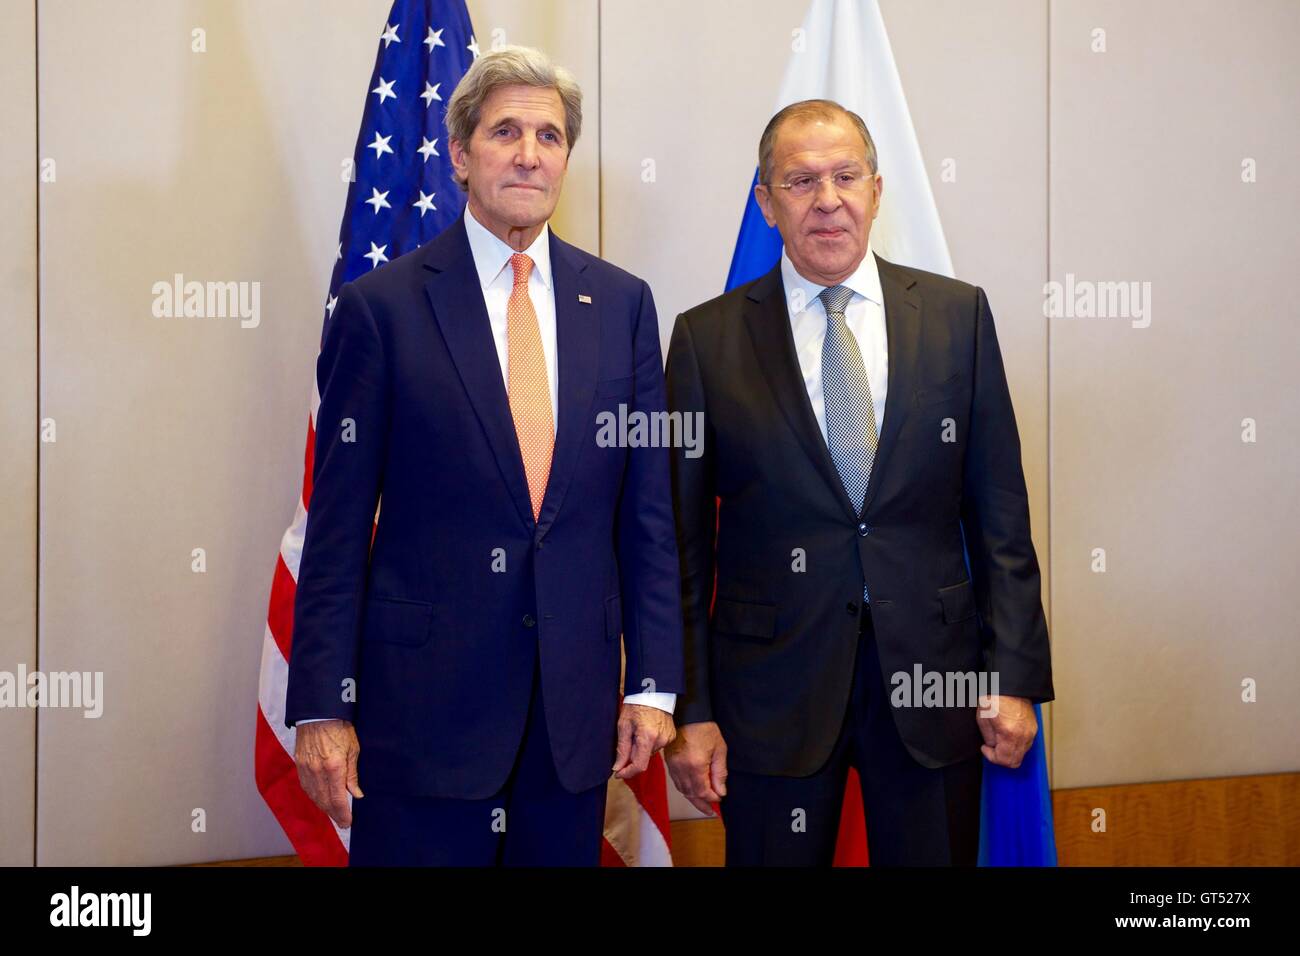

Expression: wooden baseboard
xmin=188 ymin=855 xmax=301 ymax=866
xmin=669 ymin=817 xmax=726 ymax=867
xmin=1053 ymin=771 xmax=1300 ymax=865
xmin=668 ymin=772 xmax=1300 ymax=867
xmin=188 ymin=771 xmax=1300 ymax=866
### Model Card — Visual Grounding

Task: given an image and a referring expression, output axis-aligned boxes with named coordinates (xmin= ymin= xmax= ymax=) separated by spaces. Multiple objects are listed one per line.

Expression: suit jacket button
xmin=857 ymin=522 xmax=870 ymax=537
xmin=846 ymin=602 xmax=859 ymax=615
xmin=522 ymin=614 xmax=536 ymax=628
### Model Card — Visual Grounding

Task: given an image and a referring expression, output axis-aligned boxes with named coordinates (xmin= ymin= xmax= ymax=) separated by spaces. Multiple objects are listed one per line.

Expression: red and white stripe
xmin=255 ymin=381 xmax=352 ymax=866
xmin=602 ymin=757 xmax=674 ymax=867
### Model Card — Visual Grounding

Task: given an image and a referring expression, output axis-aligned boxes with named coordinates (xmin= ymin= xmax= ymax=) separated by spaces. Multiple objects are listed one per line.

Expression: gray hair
xmin=444 ymin=45 xmax=583 ymax=192
xmin=758 ymin=99 xmax=878 ymax=184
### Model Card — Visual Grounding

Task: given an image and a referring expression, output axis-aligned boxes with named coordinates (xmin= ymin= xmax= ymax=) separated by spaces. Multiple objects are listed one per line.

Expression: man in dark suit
xmin=285 ymin=47 xmax=683 ymax=865
xmin=664 ymin=99 xmax=1054 ymax=866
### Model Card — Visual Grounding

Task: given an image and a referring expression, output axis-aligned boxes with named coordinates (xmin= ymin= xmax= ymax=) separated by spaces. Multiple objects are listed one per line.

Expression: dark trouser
xmin=348 ymin=657 xmax=608 ymax=866
xmin=721 ymin=609 xmax=983 ymax=866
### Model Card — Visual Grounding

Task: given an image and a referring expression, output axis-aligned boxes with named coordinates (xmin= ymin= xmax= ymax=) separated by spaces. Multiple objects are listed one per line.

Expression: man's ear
xmin=449 ymin=137 xmax=468 ymax=179
xmin=870 ymin=172 xmax=883 ymax=220
xmin=753 ymin=184 xmax=778 ymax=228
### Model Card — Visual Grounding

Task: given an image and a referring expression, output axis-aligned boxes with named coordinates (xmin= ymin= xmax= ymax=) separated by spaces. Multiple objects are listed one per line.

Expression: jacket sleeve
xmin=665 ymin=314 xmax=717 ymax=725
xmin=615 ymin=280 xmax=685 ymax=698
xmin=283 ymin=281 xmax=390 ymax=727
xmin=960 ymin=286 xmax=1054 ymax=702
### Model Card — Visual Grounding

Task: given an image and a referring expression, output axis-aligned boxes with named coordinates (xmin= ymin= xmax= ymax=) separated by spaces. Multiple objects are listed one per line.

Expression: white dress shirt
xmin=299 ymin=206 xmax=674 ymax=724
xmin=780 ymin=244 xmax=888 ymax=444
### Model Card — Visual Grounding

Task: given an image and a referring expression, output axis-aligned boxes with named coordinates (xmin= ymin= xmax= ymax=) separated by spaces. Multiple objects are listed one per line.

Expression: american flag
xmin=255 ymin=0 xmax=673 ymax=867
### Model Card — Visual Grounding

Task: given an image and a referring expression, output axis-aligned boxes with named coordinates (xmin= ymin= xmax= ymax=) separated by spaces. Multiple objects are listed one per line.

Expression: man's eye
xmin=541 ymin=131 xmax=558 ymax=143
xmin=790 ymin=176 xmax=815 ymax=189
xmin=837 ymin=173 xmax=859 ymax=185
xmin=493 ymin=127 xmax=511 ymax=137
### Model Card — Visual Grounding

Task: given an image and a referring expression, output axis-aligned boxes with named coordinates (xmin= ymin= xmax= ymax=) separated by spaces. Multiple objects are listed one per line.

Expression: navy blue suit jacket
xmin=284 ymin=212 xmax=684 ymax=799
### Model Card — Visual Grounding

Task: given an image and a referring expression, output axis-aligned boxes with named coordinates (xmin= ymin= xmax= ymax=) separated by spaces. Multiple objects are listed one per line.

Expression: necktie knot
xmin=509 ymin=253 xmax=534 ymax=289
xmin=819 ymin=284 xmax=854 ymax=319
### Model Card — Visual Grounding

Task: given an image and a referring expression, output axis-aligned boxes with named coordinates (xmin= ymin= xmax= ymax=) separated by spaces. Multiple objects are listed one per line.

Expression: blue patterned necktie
xmin=819 ymin=285 xmax=878 ymax=602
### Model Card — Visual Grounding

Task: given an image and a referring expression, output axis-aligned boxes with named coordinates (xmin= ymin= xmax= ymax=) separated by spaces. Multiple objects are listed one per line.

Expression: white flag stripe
xmin=258 ymin=626 xmax=297 ymax=757
xmin=635 ymin=801 xmax=672 ymax=867
xmin=279 ymin=497 xmax=310 ymax=581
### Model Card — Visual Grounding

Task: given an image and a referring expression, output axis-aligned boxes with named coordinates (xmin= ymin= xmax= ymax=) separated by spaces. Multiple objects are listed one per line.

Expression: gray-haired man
xmin=664 ymin=99 xmax=1053 ymax=865
xmin=286 ymin=46 xmax=684 ymax=865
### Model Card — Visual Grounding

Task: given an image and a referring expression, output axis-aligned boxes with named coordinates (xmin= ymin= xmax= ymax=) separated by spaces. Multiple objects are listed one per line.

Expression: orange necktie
xmin=505 ymin=252 xmax=554 ymax=520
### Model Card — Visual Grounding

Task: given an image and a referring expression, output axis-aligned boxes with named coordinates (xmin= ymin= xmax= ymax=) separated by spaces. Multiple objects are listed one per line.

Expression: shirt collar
xmin=464 ymin=203 xmax=553 ymax=292
xmin=780 ymin=239 xmax=883 ymax=314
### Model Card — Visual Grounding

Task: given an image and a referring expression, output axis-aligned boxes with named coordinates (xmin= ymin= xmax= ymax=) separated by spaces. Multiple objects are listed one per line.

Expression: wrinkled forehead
xmin=771 ymin=117 xmax=870 ymax=172
xmin=479 ymin=84 xmax=566 ymax=128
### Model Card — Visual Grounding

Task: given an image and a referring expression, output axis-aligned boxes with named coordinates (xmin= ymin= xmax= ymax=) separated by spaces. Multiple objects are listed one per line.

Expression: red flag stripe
xmin=599 ymin=837 xmax=628 ymax=867
xmin=301 ymin=415 xmax=316 ymax=509
xmin=254 ymin=705 xmax=348 ymax=867
xmin=266 ymin=555 xmax=297 ymax=664
xmin=621 ymin=753 xmax=672 ymax=852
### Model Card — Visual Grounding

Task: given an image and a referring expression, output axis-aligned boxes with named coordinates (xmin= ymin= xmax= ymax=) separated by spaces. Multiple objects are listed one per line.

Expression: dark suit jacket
xmin=285 ymin=213 xmax=684 ymax=799
xmin=666 ymin=253 xmax=1053 ymax=774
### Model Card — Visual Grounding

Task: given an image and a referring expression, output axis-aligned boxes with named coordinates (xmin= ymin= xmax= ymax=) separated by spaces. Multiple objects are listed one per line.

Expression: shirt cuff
xmin=622 ymin=691 xmax=677 ymax=715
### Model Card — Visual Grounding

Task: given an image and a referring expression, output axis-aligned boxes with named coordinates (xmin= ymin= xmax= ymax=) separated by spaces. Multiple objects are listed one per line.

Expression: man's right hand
xmin=664 ymin=721 xmax=728 ymax=816
xmin=294 ymin=719 xmax=363 ymax=828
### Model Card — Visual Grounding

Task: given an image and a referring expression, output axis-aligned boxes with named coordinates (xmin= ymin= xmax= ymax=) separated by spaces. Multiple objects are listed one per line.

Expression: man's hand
xmin=976 ymin=695 xmax=1038 ymax=768
xmin=612 ymin=702 xmax=677 ymax=781
xmin=294 ymin=719 xmax=363 ymax=828
xmin=663 ymin=721 xmax=727 ymax=816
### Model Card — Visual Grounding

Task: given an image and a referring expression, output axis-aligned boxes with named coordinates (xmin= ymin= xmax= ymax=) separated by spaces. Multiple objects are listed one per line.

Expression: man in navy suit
xmin=285 ymin=46 xmax=683 ymax=866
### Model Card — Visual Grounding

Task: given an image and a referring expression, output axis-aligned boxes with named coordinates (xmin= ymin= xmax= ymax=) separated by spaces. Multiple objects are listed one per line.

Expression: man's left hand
xmin=976 ymin=695 xmax=1038 ymax=768
xmin=612 ymin=703 xmax=677 ymax=780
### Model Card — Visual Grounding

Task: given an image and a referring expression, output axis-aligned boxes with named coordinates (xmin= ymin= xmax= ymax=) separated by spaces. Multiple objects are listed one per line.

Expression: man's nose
xmin=817 ymin=178 xmax=844 ymax=209
xmin=515 ymin=135 xmax=540 ymax=169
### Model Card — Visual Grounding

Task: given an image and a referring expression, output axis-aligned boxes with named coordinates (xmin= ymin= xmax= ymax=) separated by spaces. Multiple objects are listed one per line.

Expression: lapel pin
xmin=578 ymin=294 xmax=592 ymax=304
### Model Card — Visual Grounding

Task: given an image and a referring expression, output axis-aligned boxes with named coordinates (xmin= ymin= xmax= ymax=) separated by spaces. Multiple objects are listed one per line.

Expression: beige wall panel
xmin=1048 ymin=0 xmax=1300 ymax=788
xmin=1 ymin=0 xmax=38 ymax=867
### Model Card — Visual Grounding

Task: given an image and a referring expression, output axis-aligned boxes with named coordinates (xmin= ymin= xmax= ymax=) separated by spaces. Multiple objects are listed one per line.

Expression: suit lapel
xmin=862 ymin=252 xmax=922 ymax=517
xmin=535 ymin=232 xmax=597 ymax=537
xmin=421 ymin=214 xmax=535 ymax=532
xmin=743 ymin=264 xmax=860 ymax=522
